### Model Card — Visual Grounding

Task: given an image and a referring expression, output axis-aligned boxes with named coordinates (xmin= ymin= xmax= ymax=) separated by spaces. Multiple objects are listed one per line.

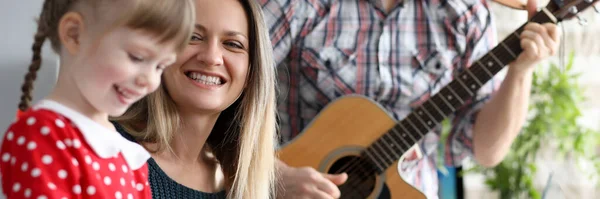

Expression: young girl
xmin=1 ymin=0 xmax=194 ymax=198
xmin=112 ymin=0 xmax=277 ymax=198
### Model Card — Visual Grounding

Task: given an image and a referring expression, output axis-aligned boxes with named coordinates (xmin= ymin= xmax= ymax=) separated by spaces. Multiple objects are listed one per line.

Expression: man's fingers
xmin=314 ymin=174 xmax=342 ymax=198
xmin=542 ymin=23 xmax=560 ymax=55
xmin=526 ymin=0 xmax=538 ymax=19
xmin=521 ymin=38 xmax=538 ymax=59
xmin=311 ymin=188 xmax=336 ymax=199
xmin=323 ymin=173 xmax=348 ymax=185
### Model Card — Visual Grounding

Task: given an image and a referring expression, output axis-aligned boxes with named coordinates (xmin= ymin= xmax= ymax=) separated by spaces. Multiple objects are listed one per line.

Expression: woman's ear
xmin=58 ymin=11 xmax=85 ymax=55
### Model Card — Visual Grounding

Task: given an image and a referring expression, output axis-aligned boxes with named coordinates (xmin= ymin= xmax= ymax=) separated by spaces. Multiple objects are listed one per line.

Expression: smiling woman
xmin=112 ymin=0 xmax=278 ymax=198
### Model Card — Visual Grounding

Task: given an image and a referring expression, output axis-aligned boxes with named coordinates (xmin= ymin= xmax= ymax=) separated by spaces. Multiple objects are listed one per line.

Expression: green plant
xmin=461 ymin=52 xmax=600 ymax=199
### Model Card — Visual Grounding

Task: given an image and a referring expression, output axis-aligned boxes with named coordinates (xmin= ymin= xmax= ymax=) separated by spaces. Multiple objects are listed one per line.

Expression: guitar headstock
xmin=546 ymin=0 xmax=599 ymax=21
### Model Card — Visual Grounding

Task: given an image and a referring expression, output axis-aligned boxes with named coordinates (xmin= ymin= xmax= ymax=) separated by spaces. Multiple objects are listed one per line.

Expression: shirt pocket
xmin=412 ymin=48 xmax=456 ymax=89
xmin=300 ymin=46 xmax=354 ymax=72
xmin=299 ymin=46 xmax=356 ymax=96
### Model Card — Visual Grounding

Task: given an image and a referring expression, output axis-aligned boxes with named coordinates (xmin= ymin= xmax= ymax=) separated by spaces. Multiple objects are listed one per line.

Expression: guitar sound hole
xmin=328 ymin=156 xmax=378 ymax=199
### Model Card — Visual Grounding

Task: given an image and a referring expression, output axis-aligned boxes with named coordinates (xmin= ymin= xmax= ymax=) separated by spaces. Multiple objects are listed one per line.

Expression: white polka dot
xmin=86 ymin=186 xmax=96 ymax=195
xmin=92 ymin=162 xmax=100 ymax=170
xmin=61 ymin=197 xmax=67 ymax=199
xmin=72 ymin=158 xmax=79 ymax=166
xmin=12 ymin=182 xmax=21 ymax=192
xmin=120 ymin=178 xmax=125 ymax=186
xmin=2 ymin=153 xmax=10 ymax=162
xmin=21 ymin=162 xmax=28 ymax=172
xmin=24 ymin=188 xmax=31 ymax=197
xmin=127 ymin=193 xmax=133 ymax=199
xmin=27 ymin=117 xmax=36 ymax=125
xmin=27 ymin=141 xmax=37 ymax=150
xmin=56 ymin=140 xmax=66 ymax=150
xmin=104 ymin=176 xmax=112 ymax=185
xmin=136 ymin=183 xmax=144 ymax=191
xmin=55 ymin=119 xmax=65 ymax=128
xmin=47 ymin=182 xmax=56 ymax=190
xmin=72 ymin=139 xmax=81 ymax=148
xmin=17 ymin=136 xmax=26 ymax=145
xmin=122 ymin=165 xmax=128 ymax=173
xmin=58 ymin=170 xmax=67 ymax=179
xmin=64 ymin=139 xmax=72 ymax=147
xmin=37 ymin=195 xmax=47 ymax=199
xmin=115 ymin=191 xmax=122 ymax=199
xmin=41 ymin=155 xmax=52 ymax=164
xmin=72 ymin=185 xmax=81 ymax=194
xmin=109 ymin=163 xmax=116 ymax=171
xmin=31 ymin=168 xmax=41 ymax=177
xmin=6 ymin=132 xmax=14 ymax=141
xmin=84 ymin=155 xmax=92 ymax=164
xmin=131 ymin=180 xmax=135 ymax=187
xmin=10 ymin=157 xmax=16 ymax=165
xmin=40 ymin=126 xmax=50 ymax=135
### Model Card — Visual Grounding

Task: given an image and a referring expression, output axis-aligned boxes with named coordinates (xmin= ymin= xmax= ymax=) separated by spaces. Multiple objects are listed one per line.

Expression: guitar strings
xmin=328 ymin=34 xmax=521 ymax=197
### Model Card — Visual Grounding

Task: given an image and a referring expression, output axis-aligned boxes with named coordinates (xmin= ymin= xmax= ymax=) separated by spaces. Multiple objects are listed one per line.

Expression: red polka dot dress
xmin=0 ymin=100 xmax=152 ymax=199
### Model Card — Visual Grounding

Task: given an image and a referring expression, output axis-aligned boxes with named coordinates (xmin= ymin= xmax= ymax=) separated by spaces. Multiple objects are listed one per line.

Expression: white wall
xmin=0 ymin=0 xmax=59 ymax=133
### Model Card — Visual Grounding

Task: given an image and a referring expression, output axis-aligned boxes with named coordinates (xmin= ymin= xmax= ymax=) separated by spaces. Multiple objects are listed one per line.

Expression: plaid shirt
xmin=261 ymin=0 xmax=501 ymax=197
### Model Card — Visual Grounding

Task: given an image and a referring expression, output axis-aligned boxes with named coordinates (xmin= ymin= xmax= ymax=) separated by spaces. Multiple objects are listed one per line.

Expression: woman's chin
xmin=186 ymin=101 xmax=228 ymax=114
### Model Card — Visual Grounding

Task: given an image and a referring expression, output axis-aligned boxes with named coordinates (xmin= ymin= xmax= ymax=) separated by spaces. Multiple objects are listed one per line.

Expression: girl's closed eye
xmin=128 ymin=53 xmax=145 ymax=62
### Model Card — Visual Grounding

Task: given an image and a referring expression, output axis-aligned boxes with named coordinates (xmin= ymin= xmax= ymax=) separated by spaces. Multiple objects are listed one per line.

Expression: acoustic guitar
xmin=277 ymin=0 xmax=598 ymax=198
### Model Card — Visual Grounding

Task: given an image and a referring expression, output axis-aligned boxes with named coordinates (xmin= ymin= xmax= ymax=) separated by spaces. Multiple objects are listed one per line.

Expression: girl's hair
xmin=113 ymin=0 xmax=278 ymax=198
xmin=18 ymin=0 xmax=195 ymax=112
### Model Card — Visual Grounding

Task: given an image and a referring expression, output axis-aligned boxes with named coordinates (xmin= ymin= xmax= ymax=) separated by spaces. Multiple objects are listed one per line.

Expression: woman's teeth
xmin=187 ymin=72 xmax=222 ymax=85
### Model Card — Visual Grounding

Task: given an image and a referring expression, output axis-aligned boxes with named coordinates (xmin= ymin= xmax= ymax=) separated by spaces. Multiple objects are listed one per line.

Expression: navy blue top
xmin=113 ymin=122 xmax=227 ymax=199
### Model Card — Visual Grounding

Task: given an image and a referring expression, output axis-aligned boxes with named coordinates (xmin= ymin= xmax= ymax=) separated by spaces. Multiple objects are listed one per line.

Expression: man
xmin=260 ymin=0 xmax=560 ymax=198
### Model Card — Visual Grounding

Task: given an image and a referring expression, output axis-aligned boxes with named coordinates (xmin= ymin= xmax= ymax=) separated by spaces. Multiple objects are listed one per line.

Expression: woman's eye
xmin=191 ymin=34 xmax=202 ymax=41
xmin=225 ymin=41 xmax=243 ymax=49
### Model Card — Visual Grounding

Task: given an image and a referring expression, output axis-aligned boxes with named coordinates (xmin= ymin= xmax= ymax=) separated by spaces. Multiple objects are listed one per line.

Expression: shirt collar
xmin=33 ymin=100 xmax=150 ymax=170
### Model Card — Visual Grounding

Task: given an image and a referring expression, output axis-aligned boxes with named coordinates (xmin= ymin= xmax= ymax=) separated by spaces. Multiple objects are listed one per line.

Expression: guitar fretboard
xmin=360 ymin=9 xmax=558 ymax=173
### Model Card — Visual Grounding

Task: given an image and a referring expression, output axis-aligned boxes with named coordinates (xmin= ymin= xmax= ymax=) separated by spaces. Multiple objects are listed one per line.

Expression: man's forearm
xmin=472 ymin=66 xmax=534 ymax=167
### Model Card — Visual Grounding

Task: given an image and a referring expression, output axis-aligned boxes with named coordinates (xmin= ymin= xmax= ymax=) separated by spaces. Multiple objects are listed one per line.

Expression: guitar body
xmin=278 ymin=95 xmax=426 ymax=199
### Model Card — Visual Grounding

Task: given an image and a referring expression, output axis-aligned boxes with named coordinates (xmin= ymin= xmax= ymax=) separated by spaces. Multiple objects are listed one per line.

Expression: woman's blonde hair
xmin=18 ymin=0 xmax=195 ymax=111
xmin=113 ymin=0 xmax=278 ymax=198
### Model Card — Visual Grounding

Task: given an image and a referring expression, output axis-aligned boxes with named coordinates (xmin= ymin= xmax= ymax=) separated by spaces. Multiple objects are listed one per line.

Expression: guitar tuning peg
xmin=569 ymin=6 xmax=578 ymax=14
xmin=584 ymin=0 xmax=593 ymax=3
xmin=577 ymin=16 xmax=588 ymax=26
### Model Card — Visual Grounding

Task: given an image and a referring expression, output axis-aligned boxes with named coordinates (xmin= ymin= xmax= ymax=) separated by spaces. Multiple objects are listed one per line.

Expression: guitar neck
xmin=361 ymin=9 xmax=559 ymax=173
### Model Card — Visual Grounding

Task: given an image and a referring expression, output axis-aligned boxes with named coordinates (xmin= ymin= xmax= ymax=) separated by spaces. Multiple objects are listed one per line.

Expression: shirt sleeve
xmin=259 ymin=0 xmax=327 ymax=65
xmin=1 ymin=112 xmax=82 ymax=199
xmin=444 ymin=0 xmax=503 ymax=166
